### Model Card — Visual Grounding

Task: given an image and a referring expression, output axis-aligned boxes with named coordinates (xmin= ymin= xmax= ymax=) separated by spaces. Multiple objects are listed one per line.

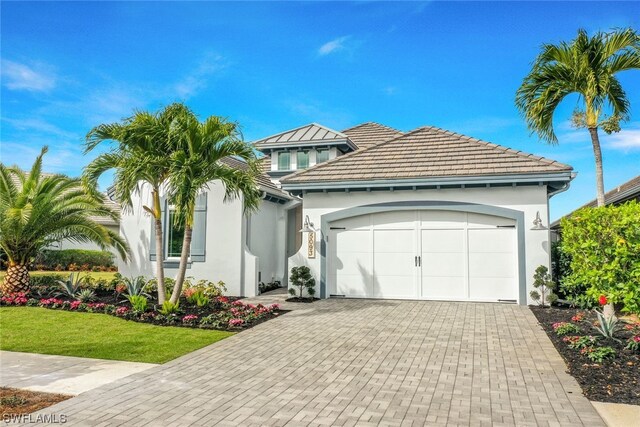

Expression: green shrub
xmin=583 ymin=346 xmax=616 ymax=363
xmin=159 ymin=300 xmax=180 ymax=315
xmin=127 ymin=295 xmax=148 ymax=313
xmin=560 ymin=201 xmax=640 ymax=314
xmin=289 ymin=266 xmax=316 ymax=298
xmin=35 ymin=249 xmax=115 ymax=270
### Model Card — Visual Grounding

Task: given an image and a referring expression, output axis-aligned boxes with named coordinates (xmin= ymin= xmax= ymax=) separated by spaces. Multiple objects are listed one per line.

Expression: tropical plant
xmin=516 ymin=28 xmax=640 ymax=206
xmin=158 ymin=300 xmax=180 ymax=315
xmin=185 ymin=289 xmax=209 ymax=308
xmin=0 ymin=148 xmax=126 ymax=294
xmin=83 ymin=104 xmax=190 ymax=304
xmin=162 ymin=106 xmax=262 ymax=303
xmin=626 ymin=336 xmax=640 ymax=352
xmin=55 ymin=273 xmax=83 ymax=299
xmin=593 ymin=309 xmax=622 ymax=342
xmin=121 ymin=276 xmax=148 ymax=297
xmin=560 ymin=202 xmax=640 ymax=314
xmin=289 ymin=266 xmax=316 ymax=299
xmin=530 ymin=265 xmax=558 ymax=306
xmin=76 ymin=288 xmax=96 ymax=303
xmin=563 ymin=335 xmax=598 ymax=350
xmin=127 ymin=295 xmax=148 ymax=313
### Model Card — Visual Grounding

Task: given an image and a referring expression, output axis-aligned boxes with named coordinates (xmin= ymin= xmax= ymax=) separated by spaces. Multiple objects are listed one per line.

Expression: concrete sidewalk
xmin=0 ymin=351 xmax=156 ymax=395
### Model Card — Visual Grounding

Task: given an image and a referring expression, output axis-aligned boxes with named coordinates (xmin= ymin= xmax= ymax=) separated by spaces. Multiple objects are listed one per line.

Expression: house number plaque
xmin=307 ymin=231 xmax=316 ymax=258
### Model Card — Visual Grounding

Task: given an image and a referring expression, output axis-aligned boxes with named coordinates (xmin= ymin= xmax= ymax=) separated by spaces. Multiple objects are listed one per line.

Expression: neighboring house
xmin=119 ymin=122 xmax=574 ymax=304
xmin=550 ymin=174 xmax=640 ymax=241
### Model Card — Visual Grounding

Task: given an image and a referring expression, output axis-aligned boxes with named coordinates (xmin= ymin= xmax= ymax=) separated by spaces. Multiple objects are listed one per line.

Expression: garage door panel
xmin=422 ymin=276 xmax=466 ymax=299
xmin=469 ymin=253 xmax=514 ymax=277
xmin=420 ymin=210 xmax=466 ymax=227
xmin=333 ymin=215 xmax=371 ymax=230
xmin=336 ymin=253 xmax=373 ymax=275
xmin=336 ymin=275 xmax=370 ymax=298
xmin=469 ymin=278 xmax=516 ymax=300
xmin=375 ymin=276 xmax=417 ymax=299
xmin=468 ymin=229 xmax=513 ymax=253
xmin=422 ymin=253 xmax=464 ymax=277
xmin=336 ymin=230 xmax=372 ymax=252
xmin=373 ymin=211 xmax=416 ymax=228
xmin=421 ymin=229 xmax=465 ymax=252
xmin=374 ymin=229 xmax=414 ymax=253
xmin=468 ymin=213 xmax=515 ymax=228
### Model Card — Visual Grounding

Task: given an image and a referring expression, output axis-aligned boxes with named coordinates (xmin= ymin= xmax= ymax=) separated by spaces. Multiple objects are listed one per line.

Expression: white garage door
xmin=329 ymin=210 xmax=518 ymax=302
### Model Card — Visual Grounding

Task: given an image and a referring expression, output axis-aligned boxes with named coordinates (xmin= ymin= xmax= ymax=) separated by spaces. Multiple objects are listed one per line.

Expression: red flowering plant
xmin=182 ymin=314 xmax=199 ymax=325
xmin=571 ymin=312 xmax=585 ymax=323
xmin=626 ymin=335 xmax=640 ymax=352
xmin=0 ymin=292 xmax=29 ymax=306
xmin=599 ymin=295 xmax=608 ymax=306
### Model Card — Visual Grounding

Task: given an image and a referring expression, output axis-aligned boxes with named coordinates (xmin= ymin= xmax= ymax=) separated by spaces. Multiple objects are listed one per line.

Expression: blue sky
xmin=1 ymin=1 xmax=638 ymax=220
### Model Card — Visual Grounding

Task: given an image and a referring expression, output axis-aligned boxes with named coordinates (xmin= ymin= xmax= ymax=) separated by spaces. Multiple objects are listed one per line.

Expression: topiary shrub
xmin=289 ymin=266 xmax=316 ymax=299
xmin=560 ymin=201 xmax=640 ymax=314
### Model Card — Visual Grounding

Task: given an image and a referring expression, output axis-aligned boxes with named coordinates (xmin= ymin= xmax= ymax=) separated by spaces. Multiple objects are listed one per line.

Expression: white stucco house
xmin=118 ymin=122 xmax=574 ymax=305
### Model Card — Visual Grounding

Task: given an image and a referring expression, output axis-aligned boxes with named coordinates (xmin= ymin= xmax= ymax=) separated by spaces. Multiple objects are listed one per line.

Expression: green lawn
xmin=0 ymin=271 xmax=119 ymax=281
xmin=0 ymin=307 xmax=233 ymax=363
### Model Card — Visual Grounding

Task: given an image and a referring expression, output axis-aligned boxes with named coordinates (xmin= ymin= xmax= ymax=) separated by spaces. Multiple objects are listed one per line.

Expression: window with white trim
xmin=277 ymin=151 xmax=291 ymax=170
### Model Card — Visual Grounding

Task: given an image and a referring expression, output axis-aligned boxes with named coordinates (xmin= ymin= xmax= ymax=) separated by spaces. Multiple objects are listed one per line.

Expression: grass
xmin=0 ymin=271 xmax=118 ymax=281
xmin=0 ymin=307 xmax=233 ymax=364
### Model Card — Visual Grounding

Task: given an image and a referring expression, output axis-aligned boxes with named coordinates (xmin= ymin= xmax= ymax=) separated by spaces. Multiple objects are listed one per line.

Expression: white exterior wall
xmin=288 ymin=185 xmax=551 ymax=304
xmin=247 ymin=200 xmax=287 ymax=285
xmin=118 ymin=181 xmax=249 ymax=296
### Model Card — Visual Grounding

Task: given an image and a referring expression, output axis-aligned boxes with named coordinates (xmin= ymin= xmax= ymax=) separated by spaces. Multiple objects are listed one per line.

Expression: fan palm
xmin=83 ymin=103 xmax=190 ymax=303
xmin=0 ymin=147 xmax=127 ymax=294
xmin=516 ymin=28 xmax=640 ymax=206
xmin=165 ymin=108 xmax=262 ymax=303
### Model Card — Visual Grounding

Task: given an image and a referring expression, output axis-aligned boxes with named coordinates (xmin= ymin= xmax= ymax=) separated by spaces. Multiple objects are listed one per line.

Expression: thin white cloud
xmin=2 ymin=117 xmax=78 ymax=140
xmin=1 ymin=59 xmax=56 ymax=92
xmin=318 ymin=36 xmax=351 ymax=56
xmin=173 ymin=53 xmax=227 ymax=99
xmin=383 ymin=86 xmax=397 ymax=96
xmin=605 ymin=128 xmax=640 ymax=151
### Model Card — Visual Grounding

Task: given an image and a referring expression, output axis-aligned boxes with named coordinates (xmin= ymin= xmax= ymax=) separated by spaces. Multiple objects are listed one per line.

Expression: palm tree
xmin=0 ymin=147 xmax=127 ymax=294
xmin=165 ymin=108 xmax=262 ymax=303
xmin=84 ymin=104 xmax=189 ymax=303
xmin=516 ymin=28 xmax=640 ymax=206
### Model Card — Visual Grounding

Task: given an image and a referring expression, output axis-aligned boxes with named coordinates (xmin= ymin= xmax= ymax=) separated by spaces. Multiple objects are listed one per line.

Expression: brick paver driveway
xmin=38 ymin=299 xmax=603 ymax=426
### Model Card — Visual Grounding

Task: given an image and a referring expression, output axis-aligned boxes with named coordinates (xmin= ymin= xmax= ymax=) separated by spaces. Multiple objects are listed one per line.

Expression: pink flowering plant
xmin=626 ymin=335 xmax=640 ymax=352
xmin=0 ymin=292 xmax=29 ymax=306
xmin=553 ymin=322 xmax=581 ymax=336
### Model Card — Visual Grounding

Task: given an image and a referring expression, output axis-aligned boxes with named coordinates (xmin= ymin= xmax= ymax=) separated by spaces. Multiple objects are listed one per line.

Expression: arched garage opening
xmin=319 ymin=201 xmax=526 ymax=304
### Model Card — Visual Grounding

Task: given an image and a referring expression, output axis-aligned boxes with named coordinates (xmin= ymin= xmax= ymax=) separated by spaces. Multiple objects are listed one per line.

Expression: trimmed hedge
xmin=560 ymin=201 xmax=640 ymax=314
xmin=34 ymin=249 xmax=115 ymax=271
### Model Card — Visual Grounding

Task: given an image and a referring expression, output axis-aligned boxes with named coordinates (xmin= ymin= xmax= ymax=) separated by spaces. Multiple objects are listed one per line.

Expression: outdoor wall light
xmin=299 ymin=215 xmax=316 ymax=233
xmin=531 ymin=211 xmax=547 ymax=230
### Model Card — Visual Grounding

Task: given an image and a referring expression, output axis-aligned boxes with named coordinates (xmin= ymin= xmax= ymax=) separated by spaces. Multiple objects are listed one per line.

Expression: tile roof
xmin=342 ymin=122 xmax=404 ymax=149
xmin=281 ymin=126 xmax=573 ymax=184
xmin=219 ymin=156 xmax=292 ymax=200
xmin=550 ymin=174 xmax=640 ymax=229
xmin=582 ymin=174 xmax=640 ymax=208
xmin=252 ymin=123 xmax=348 ymax=147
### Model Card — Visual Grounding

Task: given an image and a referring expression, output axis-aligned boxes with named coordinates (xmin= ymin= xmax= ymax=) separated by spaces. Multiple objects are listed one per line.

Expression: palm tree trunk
xmin=1 ymin=263 xmax=30 ymax=295
xmin=588 ymin=127 xmax=606 ymax=207
xmin=170 ymin=224 xmax=192 ymax=304
xmin=154 ymin=217 xmax=166 ymax=304
xmin=151 ymin=189 xmax=166 ymax=304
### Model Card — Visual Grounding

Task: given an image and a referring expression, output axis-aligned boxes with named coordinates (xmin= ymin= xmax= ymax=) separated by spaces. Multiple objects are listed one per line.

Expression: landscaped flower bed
xmin=531 ymin=305 xmax=640 ymax=404
xmin=1 ymin=291 xmax=283 ymax=332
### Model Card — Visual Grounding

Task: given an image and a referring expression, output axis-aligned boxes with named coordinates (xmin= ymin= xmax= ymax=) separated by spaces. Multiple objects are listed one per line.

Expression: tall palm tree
xmin=0 ymin=147 xmax=127 ymax=294
xmin=84 ymin=104 xmax=189 ymax=303
xmin=165 ymin=108 xmax=262 ymax=303
xmin=516 ymin=28 xmax=640 ymax=206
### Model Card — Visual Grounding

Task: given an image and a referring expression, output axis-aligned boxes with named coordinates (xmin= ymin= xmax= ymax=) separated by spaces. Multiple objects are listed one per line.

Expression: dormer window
xmin=277 ymin=152 xmax=291 ymax=170
xmin=297 ymin=151 xmax=309 ymax=169
xmin=316 ymin=149 xmax=329 ymax=164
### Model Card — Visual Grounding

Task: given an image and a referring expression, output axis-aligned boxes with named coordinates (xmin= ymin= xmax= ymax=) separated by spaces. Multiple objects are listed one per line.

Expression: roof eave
xmin=281 ymin=171 xmax=575 ymax=193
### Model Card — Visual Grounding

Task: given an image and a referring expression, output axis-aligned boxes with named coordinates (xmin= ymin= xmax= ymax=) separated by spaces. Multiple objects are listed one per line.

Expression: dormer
xmin=252 ymin=123 xmax=358 ymax=178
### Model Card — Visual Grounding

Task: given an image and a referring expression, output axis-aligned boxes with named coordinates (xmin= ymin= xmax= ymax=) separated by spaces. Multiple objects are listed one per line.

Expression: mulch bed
xmin=285 ymin=297 xmax=320 ymax=303
xmin=531 ymin=306 xmax=640 ymax=404
xmin=0 ymin=387 xmax=71 ymax=418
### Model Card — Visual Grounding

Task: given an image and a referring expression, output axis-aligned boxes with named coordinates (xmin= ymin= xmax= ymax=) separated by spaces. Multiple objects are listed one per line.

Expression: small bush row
xmin=31 ymin=249 xmax=116 ymax=271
